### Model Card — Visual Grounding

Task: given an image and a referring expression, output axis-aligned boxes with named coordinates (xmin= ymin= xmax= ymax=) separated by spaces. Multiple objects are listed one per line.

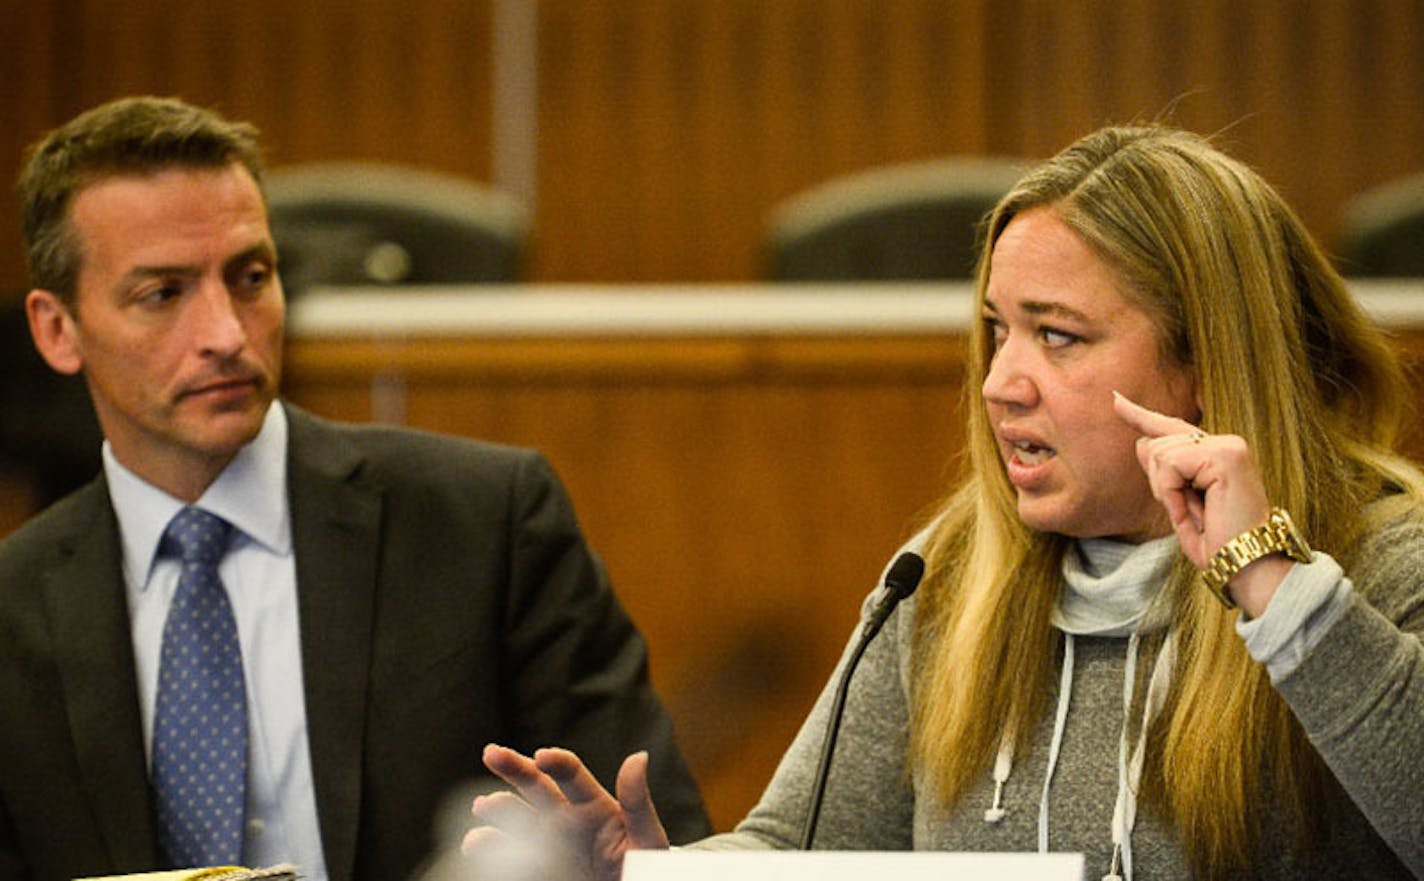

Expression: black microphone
xmin=799 ymin=551 xmax=925 ymax=850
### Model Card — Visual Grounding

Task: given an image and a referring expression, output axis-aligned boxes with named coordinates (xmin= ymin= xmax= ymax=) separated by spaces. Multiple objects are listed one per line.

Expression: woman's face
xmin=981 ymin=208 xmax=1199 ymax=542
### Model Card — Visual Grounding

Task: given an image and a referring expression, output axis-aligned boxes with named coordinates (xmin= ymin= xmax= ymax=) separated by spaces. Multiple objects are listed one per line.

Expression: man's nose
xmin=189 ymin=281 xmax=247 ymax=356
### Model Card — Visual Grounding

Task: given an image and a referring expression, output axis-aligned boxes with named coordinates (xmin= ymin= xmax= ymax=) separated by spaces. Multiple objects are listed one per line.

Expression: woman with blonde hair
xmin=464 ymin=126 xmax=1424 ymax=880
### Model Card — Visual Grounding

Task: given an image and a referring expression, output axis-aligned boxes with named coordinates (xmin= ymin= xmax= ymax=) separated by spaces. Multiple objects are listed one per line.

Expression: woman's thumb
xmin=616 ymin=751 xmax=672 ymax=850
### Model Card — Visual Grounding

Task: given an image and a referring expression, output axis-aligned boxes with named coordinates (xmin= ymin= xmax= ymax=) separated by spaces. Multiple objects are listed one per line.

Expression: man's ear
xmin=25 ymin=289 xmax=84 ymax=375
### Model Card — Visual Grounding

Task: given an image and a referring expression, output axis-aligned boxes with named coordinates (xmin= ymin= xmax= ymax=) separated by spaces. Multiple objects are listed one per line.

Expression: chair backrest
xmin=0 ymin=296 xmax=103 ymax=508
xmin=765 ymin=157 xmax=1025 ymax=281
xmin=1335 ymin=171 xmax=1424 ymax=277
xmin=263 ymin=162 xmax=530 ymax=294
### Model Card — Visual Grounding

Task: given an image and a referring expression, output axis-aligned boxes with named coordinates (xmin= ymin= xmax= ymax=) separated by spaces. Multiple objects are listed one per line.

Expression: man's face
xmin=27 ymin=163 xmax=284 ymax=500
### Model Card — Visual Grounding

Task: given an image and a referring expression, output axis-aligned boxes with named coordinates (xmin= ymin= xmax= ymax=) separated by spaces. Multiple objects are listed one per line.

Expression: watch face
xmin=1270 ymin=508 xmax=1312 ymax=560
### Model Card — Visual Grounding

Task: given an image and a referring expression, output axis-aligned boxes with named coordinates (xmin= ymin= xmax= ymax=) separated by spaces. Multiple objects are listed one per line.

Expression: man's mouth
xmin=181 ymin=375 xmax=262 ymax=400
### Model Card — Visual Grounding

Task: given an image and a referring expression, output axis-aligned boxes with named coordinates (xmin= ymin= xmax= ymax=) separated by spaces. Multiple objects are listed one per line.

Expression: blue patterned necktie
xmin=151 ymin=506 xmax=248 ymax=868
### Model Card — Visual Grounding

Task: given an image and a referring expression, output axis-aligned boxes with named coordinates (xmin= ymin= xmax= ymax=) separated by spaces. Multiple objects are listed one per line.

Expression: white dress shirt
xmin=106 ymin=404 xmax=329 ymax=880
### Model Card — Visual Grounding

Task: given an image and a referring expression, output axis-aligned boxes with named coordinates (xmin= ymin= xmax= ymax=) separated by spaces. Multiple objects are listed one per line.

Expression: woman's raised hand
xmin=462 ymin=744 xmax=670 ymax=881
xmin=1113 ymin=391 xmax=1292 ymax=614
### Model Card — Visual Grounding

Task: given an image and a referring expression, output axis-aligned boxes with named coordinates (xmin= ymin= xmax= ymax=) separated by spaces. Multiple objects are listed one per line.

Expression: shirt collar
xmin=1054 ymin=534 xmax=1178 ymax=637
xmin=104 ymin=403 xmax=291 ymax=589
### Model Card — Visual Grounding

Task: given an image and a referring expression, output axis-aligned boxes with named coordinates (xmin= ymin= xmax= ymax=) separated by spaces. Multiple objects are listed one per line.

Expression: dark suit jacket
xmin=0 ymin=404 xmax=710 ymax=881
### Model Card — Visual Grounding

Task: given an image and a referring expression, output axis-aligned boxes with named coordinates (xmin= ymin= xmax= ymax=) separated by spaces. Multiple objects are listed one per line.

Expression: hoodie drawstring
xmin=984 ymin=731 xmax=1013 ymax=824
xmin=1103 ymin=632 xmax=1141 ymax=881
xmin=1037 ymin=632 xmax=1076 ymax=853
xmin=1106 ymin=630 xmax=1177 ymax=881
xmin=984 ymin=630 xmax=1176 ymax=881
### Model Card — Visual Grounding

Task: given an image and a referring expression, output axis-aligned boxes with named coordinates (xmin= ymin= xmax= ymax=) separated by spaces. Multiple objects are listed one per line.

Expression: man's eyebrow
xmin=116 ymin=243 xmax=276 ymax=288
xmin=119 ymin=262 xmax=199 ymax=286
xmin=224 ymin=242 xmax=277 ymax=273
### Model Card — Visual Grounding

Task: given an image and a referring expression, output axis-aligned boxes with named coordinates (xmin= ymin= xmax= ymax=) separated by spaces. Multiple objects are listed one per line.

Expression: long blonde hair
xmin=909 ymin=125 xmax=1424 ymax=874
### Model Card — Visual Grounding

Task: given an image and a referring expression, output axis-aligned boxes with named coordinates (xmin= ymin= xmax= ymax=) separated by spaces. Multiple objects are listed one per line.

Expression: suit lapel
xmin=43 ymin=482 xmax=160 ymax=868
xmin=285 ymin=406 xmax=382 ymax=881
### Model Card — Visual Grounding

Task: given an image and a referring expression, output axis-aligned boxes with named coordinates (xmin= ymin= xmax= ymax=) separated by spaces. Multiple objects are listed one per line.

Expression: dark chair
xmin=0 ymin=297 xmax=104 ymax=511
xmin=1335 ymin=171 xmax=1424 ymax=277
xmin=765 ymin=157 xmax=1025 ymax=281
xmin=263 ymin=162 xmax=530 ymax=295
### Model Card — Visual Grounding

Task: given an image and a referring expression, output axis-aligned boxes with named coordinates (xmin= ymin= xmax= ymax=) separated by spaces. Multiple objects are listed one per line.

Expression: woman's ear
xmin=25 ymin=289 xmax=84 ymax=375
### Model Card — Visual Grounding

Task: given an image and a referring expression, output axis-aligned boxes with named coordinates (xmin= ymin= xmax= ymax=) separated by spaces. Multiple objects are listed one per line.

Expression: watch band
xmin=1199 ymin=507 xmax=1312 ymax=609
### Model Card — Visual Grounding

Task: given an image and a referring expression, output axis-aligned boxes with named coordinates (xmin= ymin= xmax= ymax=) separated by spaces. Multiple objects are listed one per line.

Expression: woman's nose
xmin=981 ymin=338 xmax=1038 ymax=408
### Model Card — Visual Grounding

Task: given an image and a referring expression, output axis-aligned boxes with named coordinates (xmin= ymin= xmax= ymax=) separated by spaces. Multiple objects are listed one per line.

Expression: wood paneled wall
xmin=0 ymin=0 xmax=498 ymax=295
xmin=2 ymin=0 xmax=1422 ymax=292
xmin=280 ymin=329 xmax=970 ymax=833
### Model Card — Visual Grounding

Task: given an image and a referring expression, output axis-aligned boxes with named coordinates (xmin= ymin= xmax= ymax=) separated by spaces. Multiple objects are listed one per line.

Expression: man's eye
xmin=236 ymin=264 xmax=272 ymax=289
xmin=140 ymin=283 xmax=183 ymax=304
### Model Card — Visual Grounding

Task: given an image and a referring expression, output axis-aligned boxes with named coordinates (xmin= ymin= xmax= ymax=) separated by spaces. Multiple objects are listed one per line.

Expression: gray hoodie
xmin=691 ymin=515 xmax=1424 ymax=880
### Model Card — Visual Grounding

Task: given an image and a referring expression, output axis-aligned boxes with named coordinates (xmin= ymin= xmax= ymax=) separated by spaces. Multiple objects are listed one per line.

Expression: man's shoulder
xmin=284 ymin=404 xmax=547 ymax=481
xmin=0 ymin=478 xmax=109 ymax=574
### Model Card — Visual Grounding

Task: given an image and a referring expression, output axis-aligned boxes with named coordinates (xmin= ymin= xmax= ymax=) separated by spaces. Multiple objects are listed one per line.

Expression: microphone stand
xmin=799 ymin=552 xmax=924 ymax=850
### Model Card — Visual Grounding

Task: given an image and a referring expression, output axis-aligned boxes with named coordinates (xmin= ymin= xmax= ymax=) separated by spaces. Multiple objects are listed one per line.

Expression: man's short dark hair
xmin=18 ymin=95 xmax=266 ymax=302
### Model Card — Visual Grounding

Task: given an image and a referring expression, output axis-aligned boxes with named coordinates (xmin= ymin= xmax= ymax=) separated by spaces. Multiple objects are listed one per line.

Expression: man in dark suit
xmin=0 ymin=96 xmax=709 ymax=881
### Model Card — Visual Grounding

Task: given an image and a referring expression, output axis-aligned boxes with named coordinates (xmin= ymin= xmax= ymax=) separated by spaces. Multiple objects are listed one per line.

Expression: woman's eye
xmin=1040 ymin=327 xmax=1079 ymax=348
xmin=983 ymin=317 xmax=1007 ymax=347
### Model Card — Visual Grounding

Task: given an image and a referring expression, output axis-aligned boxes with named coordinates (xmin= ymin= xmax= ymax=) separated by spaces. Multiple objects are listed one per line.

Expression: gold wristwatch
xmin=1199 ymin=507 xmax=1312 ymax=609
